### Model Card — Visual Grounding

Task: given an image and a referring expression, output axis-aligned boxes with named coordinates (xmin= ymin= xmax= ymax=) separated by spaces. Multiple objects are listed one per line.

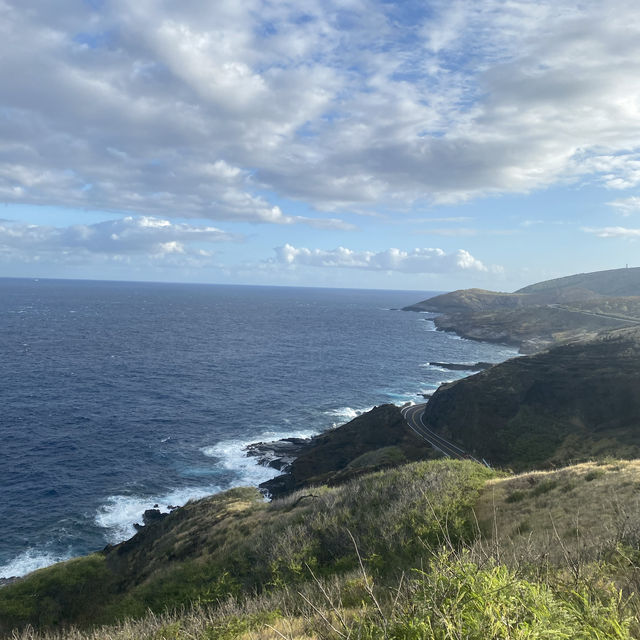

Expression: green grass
xmin=0 ymin=460 xmax=494 ymax=635
xmin=5 ymin=458 xmax=640 ymax=639
xmin=380 ymin=553 xmax=635 ymax=640
xmin=6 ymin=551 xmax=638 ymax=640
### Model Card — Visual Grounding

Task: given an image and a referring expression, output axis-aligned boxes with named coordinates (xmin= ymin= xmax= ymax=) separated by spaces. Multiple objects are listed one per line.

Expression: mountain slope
xmin=407 ymin=267 xmax=640 ymax=314
xmin=405 ymin=267 xmax=640 ymax=352
xmin=517 ymin=266 xmax=640 ymax=297
xmin=4 ymin=459 xmax=640 ymax=639
xmin=0 ymin=460 xmax=492 ymax=634
xmin=422 ymin=327 xmax=640 ymax=469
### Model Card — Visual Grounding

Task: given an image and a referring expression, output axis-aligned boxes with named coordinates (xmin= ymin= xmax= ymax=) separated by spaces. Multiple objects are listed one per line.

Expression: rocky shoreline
xmin=245 ymin=404 xmax=436 ymax=499
xmin=429 ymin=361 xmax=493 ymax=371
xmin=404 ymin=268 xmax=640 ymax=354
xmin=245 ymin=437 xmax=315 ymax=474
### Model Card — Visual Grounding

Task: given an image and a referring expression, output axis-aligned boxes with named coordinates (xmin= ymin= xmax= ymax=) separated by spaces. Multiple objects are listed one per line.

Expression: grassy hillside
xmin=517 ymin=266 xmax=640 ymax=297
xmin=474 ymin=459 xmax=640 ymax=567
xmin=0 ymin=460 xmax=493 ymax=635
xmin=4 ymin=458 xmax=640 ymax=639
xmin=433 ymin=303 xmax=632 ymax=352
xmin=261 ymin=404 xmax=436 ymax=497
xmin=407 ymin=267 xmax=640 ymax=314
xmin=403 ymin=288 xmax=528 ymax=313
xmin=422 ymin=327 xmax=640 ymax=469
xmin=404 ymin=267 xmax=640 ymax=352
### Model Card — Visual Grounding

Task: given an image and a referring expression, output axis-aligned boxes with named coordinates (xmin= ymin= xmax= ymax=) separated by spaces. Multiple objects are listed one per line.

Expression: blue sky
xmin=2 ymin=0 xmax=640 ymax=291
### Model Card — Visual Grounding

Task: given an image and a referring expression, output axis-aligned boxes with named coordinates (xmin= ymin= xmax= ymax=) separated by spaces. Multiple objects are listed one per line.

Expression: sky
xmin=2 ymin=0 xmax=640 ymax=291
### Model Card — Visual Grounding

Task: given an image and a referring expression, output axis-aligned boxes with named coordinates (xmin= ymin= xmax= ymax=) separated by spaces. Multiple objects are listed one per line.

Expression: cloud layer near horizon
xmin=3 ymin=0 xmax=640 ymax=226
xmin=272 ymin=244 xmax=495 ymax=274
xmin=0 ymin=216 xmax=234 ymax=265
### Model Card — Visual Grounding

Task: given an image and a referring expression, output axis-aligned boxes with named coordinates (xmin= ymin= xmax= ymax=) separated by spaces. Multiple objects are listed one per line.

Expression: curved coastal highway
xmin=401 ymin=403 xmax=470 ymax=460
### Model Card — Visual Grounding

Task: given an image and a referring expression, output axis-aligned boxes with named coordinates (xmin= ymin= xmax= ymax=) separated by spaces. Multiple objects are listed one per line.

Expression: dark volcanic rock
xmin=134 ymin=508 xmax=168 ymax=531
xmin=422 ymin=327 xmax=640 ymax=469
xmin=0 ymin=577 xmax=17 ymax=588
xmin=245 ymin=437 xmax=313 ymax=472
xmin=429 ymin=361 xmax=493 ymax=371
xmin=260 ymin=404 xmax=435 ymax=498
xmin=259 ymin=473 xmax=296 ymax=496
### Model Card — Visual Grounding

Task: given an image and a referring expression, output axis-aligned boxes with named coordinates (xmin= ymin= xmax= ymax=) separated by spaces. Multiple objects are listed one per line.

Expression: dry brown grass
xmin=473 ymin=459 xmax=640 ymax=567
xmin=7 ymin=459 xmax=640 ymax=639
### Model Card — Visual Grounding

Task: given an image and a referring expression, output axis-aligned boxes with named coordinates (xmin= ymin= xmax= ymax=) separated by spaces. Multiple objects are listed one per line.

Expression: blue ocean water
xmin=0 ymin=278 xmax=516 ymax=578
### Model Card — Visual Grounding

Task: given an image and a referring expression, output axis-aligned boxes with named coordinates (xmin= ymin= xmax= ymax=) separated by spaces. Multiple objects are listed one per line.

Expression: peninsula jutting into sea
xmin=249 ymin=266 xmax=640 ymax=497
xmin=3 ymin=266 xmax=640 ymax=639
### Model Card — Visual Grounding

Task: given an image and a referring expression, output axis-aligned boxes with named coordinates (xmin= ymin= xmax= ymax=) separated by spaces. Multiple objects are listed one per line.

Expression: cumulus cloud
xmin=272 ymin=244 xmax=497 ymax=274
xmin=583 ymin=226 xmax=640 ymax=238
xmin=0 ymin=216 xmax=237 ymax=264
xmin=607 ymin=197 xmax=640 ymax=216
xmin=0 ymin=0 xmax=640 ymax=225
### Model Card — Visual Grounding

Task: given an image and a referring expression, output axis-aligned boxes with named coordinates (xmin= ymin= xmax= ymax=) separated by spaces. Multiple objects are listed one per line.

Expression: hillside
xmin=517 ymin=266 xmax=640 ymax=297
xmin=3 ymin=458 xmax=640 ymax=639
xmin=0 ymin=460 xmax=493 ymax=635
xmin=403 ymin=288 xmax=529 ymax=313
xmin=407 ymin=266 xmax=640 ymax=314
xmin=257 ymin=404 xmax=436 ymax=497
xmin=422 ymin=326 xmax=640 ymax=469
xmin=433 ymin=303 xmax=634 ymax=353
xmin=405 ymin=267 xmax=640 ymax=352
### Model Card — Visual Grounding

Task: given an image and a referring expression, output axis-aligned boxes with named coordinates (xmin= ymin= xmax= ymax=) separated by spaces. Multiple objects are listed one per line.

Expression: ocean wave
xmin=94 ymin=485 xmax=222 ymax=544
xmin=200 ymin=427 xmax=318 ymax=486
xmin=0 ymin=548 xmax=73 ymax=579
xmin=420 ymin=363 xmax=450 ymax=372
xmin=383 ymin=391 xmax=419 ymax=404
xmin=324 ymin=406 xmax=374 ymax=421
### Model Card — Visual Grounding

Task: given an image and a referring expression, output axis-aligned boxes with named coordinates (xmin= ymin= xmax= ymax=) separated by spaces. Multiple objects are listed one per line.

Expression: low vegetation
xmin=422 ymin=327 xmax=640 ymax=470
xmin=0 ymin=460 xmax=493 ymax=634
xmin=3 ymin=458 xmax=640 ymax=639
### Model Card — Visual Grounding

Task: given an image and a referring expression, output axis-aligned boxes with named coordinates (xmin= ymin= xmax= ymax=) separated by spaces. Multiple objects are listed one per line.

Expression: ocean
xmin=0 ymin=278 xmax=517 ymax=578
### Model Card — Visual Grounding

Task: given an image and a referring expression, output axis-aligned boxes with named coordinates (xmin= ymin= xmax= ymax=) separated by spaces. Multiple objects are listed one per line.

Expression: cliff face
xmin=422 ymin=327 xmax=640 ymax=469
xmin=259 ymin=404 xmax=435 ymax=497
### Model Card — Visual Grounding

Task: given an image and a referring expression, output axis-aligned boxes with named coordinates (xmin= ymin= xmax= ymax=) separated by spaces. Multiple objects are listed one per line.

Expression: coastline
xmin=0 ymin=317 xmax=517 ymax=582
xmin=241 ymin=357 xmax=513 ymax=500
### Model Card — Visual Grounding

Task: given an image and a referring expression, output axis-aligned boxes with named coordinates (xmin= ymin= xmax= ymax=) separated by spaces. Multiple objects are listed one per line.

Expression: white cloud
xmin=607 ymin=196 xmax=640 ymax=216
xmin=1 ymin=0 xmax=640 ymax=225
xmin=0 ymin=216 xmax=237 ymax=264
xmin=415 ymin=228 xmax=478 ymax=237
xmin=583 ymin=226 xmax=640 ymax=238
xmin=272 ymin=244 xmax=496 ymax=273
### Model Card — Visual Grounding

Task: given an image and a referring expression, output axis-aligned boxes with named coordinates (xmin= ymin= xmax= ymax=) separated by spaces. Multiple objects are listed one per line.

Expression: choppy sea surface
xmin=0 ymin=278 xmax=517 ymax=578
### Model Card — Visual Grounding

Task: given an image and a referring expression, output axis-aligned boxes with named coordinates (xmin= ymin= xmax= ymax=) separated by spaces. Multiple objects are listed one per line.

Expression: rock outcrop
xmin=259 ymin=404 xmax=435 ymax=498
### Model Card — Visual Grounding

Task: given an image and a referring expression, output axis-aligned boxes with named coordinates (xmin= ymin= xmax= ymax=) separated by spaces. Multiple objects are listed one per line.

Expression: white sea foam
xmin=0 ymin=548 xmax=73 ymax=579
xmin=420 ymin=363 xmax=449 ymax=372
xmin=94 ymin=485 xmax=222 ymax=544
xmin=325 ymin=406 xmax=374 ymax=421
xmin=96 ymin=426 xmax=323 ymax=546
xmin=385 ymin=392 xmax=418 ymax=404
xmin=200 ymin=426 xmax=318 ymax=488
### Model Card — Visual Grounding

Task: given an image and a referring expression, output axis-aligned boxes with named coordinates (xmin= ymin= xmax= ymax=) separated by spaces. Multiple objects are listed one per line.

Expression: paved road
xmin=401 ymin=403 xmax=469 ymax=459
xmin=548 ymin=304 xmax=640 ymax=325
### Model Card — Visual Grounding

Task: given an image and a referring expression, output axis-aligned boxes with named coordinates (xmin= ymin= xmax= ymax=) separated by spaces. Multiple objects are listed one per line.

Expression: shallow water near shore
xmin=0 ymin=278 xmax=516 ymax=577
